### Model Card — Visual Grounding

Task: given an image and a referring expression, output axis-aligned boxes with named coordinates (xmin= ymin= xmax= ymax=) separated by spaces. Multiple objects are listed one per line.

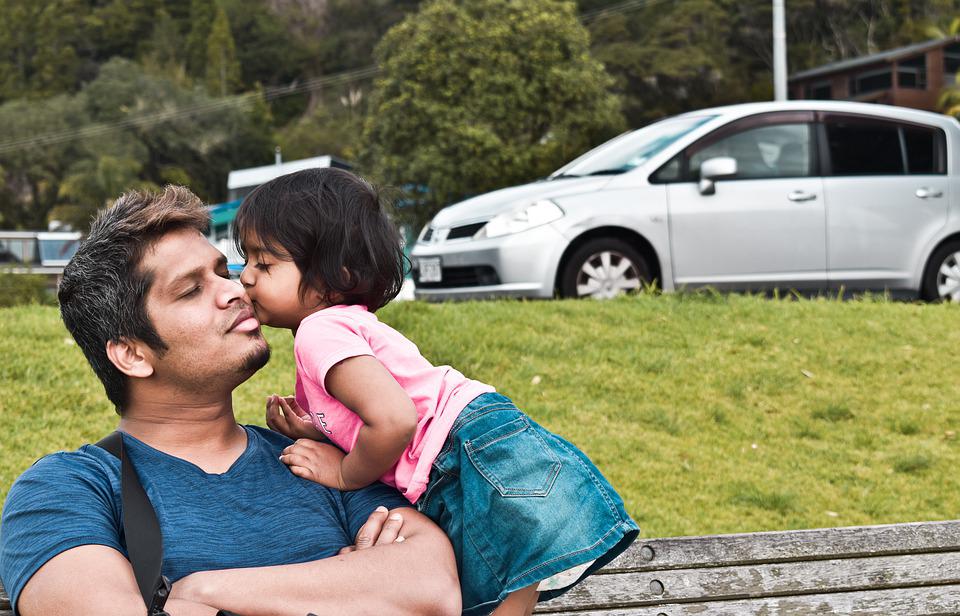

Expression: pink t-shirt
xmin=293 ymin=304 xmax=495 ymax=503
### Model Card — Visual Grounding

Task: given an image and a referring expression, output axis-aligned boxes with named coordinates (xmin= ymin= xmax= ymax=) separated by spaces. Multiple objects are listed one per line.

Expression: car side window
xmin=824 ymin=119 xmax=903 ymax=175
xmin=650 ymin=153 xmax=683 ymax=183
xmin=903 ymin=126 xmax=946 ymax=175
xmin=688 ymin=124 xmax=812 ymax=180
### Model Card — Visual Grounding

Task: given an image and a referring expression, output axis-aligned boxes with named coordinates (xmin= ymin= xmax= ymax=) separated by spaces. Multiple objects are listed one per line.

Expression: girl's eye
xmin=255 ymin=262 xmax=271 ymax=272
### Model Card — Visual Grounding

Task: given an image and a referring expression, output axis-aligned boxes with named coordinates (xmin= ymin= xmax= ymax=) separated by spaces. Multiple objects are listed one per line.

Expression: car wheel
xmin=922 ymin=240 xmax=960 ymax=302
xmin=559 ymin=238 xmax=650 ymax=299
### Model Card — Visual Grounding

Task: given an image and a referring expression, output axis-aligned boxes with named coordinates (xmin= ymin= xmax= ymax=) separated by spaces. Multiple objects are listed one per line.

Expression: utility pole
xmin=773 ymin=0 xmax=788 ymax=100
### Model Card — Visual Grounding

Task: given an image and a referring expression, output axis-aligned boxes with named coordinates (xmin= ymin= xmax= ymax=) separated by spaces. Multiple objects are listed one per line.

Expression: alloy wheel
xmin=937 ymin=250 xmax=960 ymax=301
xmin=576 ymin=250 xmax=642 ymax=299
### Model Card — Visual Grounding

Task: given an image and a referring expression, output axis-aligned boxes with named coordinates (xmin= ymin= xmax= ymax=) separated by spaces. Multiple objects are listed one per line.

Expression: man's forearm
xmin=165 ymin=598 xmax=221 ymax=616
xmin=176 ymin=510 xmax=459 ymax=616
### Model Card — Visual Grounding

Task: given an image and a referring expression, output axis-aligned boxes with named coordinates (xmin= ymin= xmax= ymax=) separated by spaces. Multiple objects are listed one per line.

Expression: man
xmin=0 ymin=186 xmax=460 ymax=616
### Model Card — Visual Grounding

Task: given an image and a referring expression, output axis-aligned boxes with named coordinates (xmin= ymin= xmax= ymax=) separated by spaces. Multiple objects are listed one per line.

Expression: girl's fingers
xmin=279 ymin=452 xmax=315 ymax=469
xmin=288 ymin=465 xmax=315 ymax=481
xmin=277 ymin=396 xmax=295 ymax=418
xmin=266 ymin=395 xmax=284 ymax=426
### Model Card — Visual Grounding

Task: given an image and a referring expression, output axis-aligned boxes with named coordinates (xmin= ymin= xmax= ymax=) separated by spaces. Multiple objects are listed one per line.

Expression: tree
xmin=186 ymin=0 xmax=216 ymax=79
xmin=589 ymin=0 xmax=756 ymax=126
xmin=275 ymin=92 xmax=365 ymax=161
xmin=363 ymin=0 xmax=624 ymax=228
xmin=206 ymin=3 xmax=242 ymax=96
xmin=0 ymin=94 xmax=87 ymax=229
xmin=0 ymin=57 xmax=274 ymax=230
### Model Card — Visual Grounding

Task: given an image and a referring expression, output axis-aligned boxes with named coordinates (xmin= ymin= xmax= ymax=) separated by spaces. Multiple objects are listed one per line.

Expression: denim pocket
xmin=465 ymin=416 xmax=561 ymax=497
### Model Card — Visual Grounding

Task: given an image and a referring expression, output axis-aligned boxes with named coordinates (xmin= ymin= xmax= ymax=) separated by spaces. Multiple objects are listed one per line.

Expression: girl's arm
xmin=328 ymin=355 xmax=418 ymax=489
xmin=283 ymin=354 xmax=418 ymax=490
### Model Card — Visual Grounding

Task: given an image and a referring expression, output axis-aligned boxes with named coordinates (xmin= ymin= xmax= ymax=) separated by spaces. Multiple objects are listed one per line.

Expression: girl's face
xmin=239 ymin=233 xmax=323 ymax=330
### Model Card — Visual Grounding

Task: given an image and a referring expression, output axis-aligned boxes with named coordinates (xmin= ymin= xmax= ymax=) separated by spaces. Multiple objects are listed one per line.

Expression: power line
xmin=580 ymin=0 xmax=674 ymax=23
xmin=0 ymin=1 xmax=672 ymax=155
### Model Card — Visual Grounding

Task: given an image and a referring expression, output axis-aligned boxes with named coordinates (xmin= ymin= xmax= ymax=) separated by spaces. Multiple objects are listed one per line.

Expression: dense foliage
xmin=0 ymin=0 xmax=959 ymax=229
xmin=363 ymin=0 xmax=624 ymax=226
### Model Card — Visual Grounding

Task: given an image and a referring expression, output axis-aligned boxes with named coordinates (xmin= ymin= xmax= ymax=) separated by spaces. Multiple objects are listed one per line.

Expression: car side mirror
xmin=698 ymin=157 xmax=738 ymax=195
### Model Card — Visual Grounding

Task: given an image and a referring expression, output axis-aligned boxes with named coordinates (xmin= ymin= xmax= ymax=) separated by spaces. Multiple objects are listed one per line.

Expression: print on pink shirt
xmin=314 ymin=411 xmax=332 ymax=434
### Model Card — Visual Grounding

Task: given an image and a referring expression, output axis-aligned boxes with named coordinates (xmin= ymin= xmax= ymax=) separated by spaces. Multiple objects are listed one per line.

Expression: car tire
xmin=559 ymin=238 xmax=651 ymax=299
xmin=922 ymin=240 xmax=960 ymax=302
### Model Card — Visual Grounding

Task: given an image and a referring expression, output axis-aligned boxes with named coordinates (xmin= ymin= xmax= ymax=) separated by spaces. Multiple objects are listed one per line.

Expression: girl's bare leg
xmin=491 ymin=583 xmax=540 ymax=616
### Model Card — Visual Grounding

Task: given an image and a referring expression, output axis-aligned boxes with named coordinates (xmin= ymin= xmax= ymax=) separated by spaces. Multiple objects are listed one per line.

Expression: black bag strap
xmin=95 ymin=431 xmax=171 ymax=615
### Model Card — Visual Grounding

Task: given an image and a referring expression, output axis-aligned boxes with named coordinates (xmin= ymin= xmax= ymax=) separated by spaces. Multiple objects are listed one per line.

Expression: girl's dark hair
xmin=233 ymin=167 xmax=406 ymax=312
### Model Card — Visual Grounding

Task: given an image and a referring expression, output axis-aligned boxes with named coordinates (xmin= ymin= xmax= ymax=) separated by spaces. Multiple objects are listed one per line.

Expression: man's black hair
xmin=58 ymin=186 xmax=210 ymax=412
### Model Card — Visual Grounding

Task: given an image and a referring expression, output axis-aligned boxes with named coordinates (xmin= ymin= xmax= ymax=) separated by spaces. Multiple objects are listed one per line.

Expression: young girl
xmin=234 ymin=168 xmax=638 ymax=616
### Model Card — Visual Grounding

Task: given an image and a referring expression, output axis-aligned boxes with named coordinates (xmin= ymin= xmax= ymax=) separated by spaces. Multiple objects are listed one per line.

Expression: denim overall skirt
xmin=417 ymin=393 xmax=640 ymax=615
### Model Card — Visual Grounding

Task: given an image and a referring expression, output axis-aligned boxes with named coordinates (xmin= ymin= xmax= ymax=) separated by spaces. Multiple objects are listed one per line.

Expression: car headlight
xmin=475 ymin=200 xmax=564 ymax=239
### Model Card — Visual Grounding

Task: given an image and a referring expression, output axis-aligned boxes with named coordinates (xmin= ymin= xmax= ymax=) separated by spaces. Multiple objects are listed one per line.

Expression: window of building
xmin=0 ymin=239 xmax=37 ymax=264
xmin=37 ymin=237 xmax=79 ymax=265
xmin=897 ymin=55 xmax=927 ymax=89
xmin=945 ymin=43 xmax=960 ymax=84
xmin=825 ymin=119 xmax=903 ymax=175
xmin=804 ymin=80 xmax=832 ymax=100
xmin=849 ymin=68 xmax=892 ymax=96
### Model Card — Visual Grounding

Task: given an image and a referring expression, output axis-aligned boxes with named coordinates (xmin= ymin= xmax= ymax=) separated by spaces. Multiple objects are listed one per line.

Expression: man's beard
xmin=241 ymin=341 xmax=271 ymax=373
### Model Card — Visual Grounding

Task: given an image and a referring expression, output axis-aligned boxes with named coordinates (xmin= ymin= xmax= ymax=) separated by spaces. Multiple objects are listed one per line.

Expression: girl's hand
xmin=280 ymin=439 xmax=360 ymax=490
xmin=266 ymin=394 xmax=325 ymax=440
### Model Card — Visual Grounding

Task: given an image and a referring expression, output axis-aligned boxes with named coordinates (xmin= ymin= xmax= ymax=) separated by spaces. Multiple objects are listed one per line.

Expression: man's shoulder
xmin=17 ymin=444 xmax=116 ymax=481
xmin=6 ymin=444 xmax=118 ymax=504
xmin=243 ymin=424 xmax=293 ymax=451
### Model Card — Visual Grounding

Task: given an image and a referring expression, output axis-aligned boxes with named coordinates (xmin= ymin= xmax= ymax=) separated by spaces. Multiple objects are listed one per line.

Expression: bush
xmin=0 ymin=271 xmax=55 ymax=307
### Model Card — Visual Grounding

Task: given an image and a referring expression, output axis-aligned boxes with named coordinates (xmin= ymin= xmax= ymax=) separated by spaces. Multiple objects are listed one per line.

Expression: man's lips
xmin=229 ymin=309 xmax=260 ymax=333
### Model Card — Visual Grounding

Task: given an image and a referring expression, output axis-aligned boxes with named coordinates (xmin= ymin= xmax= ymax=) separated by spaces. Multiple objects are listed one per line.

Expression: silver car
xmin=411 ymin=101 xmax=960 ymax=301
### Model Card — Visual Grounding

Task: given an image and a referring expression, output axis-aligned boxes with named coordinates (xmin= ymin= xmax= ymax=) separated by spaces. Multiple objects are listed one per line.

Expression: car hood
xmin=430 ymin=176 xmax=612 ymax=227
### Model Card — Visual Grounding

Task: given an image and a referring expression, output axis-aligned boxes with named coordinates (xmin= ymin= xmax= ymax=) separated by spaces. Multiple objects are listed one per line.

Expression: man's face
xmin=140 ymin=227 xmax=270 ymax=393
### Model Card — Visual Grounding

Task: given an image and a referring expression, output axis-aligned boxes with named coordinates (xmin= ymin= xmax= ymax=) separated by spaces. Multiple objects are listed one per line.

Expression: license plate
xmin=418 ymin=257 xmax=442 ymax=283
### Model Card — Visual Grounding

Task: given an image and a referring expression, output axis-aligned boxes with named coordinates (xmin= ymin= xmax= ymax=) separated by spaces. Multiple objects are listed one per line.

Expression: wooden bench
xmin=2 ymin=520 xmax=958 ymax=615
xmin=535 ymin=519 xmax=960 ymax=615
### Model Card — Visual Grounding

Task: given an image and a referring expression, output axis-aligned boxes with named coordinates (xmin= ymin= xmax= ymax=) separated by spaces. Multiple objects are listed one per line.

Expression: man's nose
xmin=219 ymin=273 xmax=249 ymax=307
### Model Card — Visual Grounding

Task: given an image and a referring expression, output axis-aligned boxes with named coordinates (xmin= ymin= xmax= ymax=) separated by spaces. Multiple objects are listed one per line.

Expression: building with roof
xmin=789 ymin=36 xmax=960 ymax=111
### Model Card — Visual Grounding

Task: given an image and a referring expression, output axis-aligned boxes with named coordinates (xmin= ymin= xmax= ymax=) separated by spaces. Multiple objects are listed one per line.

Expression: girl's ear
xmin=105 ymin=338 xmax=155 ymax=379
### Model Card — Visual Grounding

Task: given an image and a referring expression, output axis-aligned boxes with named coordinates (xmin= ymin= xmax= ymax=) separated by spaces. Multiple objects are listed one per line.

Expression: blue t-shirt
xmin=0 ymin=425 xmax=408 ymax=614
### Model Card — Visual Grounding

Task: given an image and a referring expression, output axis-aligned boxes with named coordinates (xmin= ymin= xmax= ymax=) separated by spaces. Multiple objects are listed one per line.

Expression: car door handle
xmin=787 ymin=191 xmax=817 ymax=202
xmin=915 ymin=188 xmax=944 ymax=199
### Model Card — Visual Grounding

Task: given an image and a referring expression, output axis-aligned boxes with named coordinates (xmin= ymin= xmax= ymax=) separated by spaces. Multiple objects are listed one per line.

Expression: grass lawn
xmin=2 ymin=294 xmax=959 ymax=539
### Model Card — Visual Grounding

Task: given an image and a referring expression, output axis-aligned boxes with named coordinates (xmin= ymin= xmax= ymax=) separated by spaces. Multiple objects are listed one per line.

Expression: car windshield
xmin=551 ymin=115 xmax=716 ymax=178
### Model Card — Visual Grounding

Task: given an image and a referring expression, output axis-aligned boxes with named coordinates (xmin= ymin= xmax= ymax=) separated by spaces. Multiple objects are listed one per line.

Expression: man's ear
xmin=105 ymin=338 xmax=155 ymax=378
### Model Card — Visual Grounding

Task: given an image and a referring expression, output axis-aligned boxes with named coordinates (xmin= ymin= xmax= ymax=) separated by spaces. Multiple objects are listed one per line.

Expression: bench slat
xmin=608 ymin=519 xmax=960 ymax=571
xmin=536 ymin=551 xmax=960 ymax=611
xmin=0 ymin=580 xmax=9 ymax=616
xmin=535 ymin=584 xmax=960 ymax=615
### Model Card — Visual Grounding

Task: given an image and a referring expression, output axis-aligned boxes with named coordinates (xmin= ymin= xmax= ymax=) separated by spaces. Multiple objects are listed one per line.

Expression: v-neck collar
xmin=119 ymin=426 xmax=255 ymax=478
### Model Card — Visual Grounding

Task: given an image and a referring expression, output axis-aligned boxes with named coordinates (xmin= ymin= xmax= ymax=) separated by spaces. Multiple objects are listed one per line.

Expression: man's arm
xmin=16 ymin=545 xmax=219 ymax=616
xmin=171 ymin=507 xmax=461 ymax=616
